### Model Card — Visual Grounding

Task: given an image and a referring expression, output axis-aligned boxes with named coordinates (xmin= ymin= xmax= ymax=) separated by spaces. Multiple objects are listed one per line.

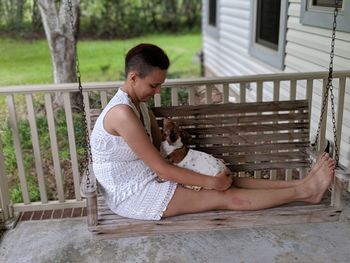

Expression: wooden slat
xmin=171 ymin=87 xmax=178 ymax=106
xmin=271 ymin=80 xmax=280 ymax=179
xmin=0 ymin=139 xmax=11 ymax=220
xmin=44 ymin=93 xmax=65 ymax=202
xmin=6 ymin=95 xmax=30 ymax=204
xmin=188 ymin=87 xmax=195 ymax=105
xmin=83 ymin=91 xmax=92 ymax=137
xmin=227 ymin=161 xmax=310 ymax=172
xmin=336 ymin=77 xmax=345 ymax=155
xmin=154 ymin=93 xmax=161 ymax=107
xmin=306 ymin=79 xmax=313 ymax=121
xmin=240 ymin=83 xmax=246 ymax=102
xmin=206 ymin=85 xmax=213 ymax=104
xmin=255 ymin=81 xmax=263 ymax=178
xmin=182 ymin=122 xmax=309 ymax=135
xmin=256 ymin=81 xmax=263 ymax=102
xmin=174 ymin=112 xmax=309 ymax=126
xmin=194 ymin=142 xmax=309 ymax=154
xmin=290 ymin=79 xmax=296 ymax=100
xmin=100 ymin=90 xmax=108 ymax=108
xmin=222 ymin=83 xmax=229 ymax=103
xmin=273 ymin=80 xmax=280 ymax=101
xmin=89 ymin=202 xmax=340 ymax=238
xmin=221 ymin=152 xmax=308 ymax=164
xmin=337 ymin=77 xmax=348 ymax=192
xmin=186 ymin=132 xmax=309 ymax=145
xmin=25 ymin=94 xmax=47 ymax=203
xmin=152 ymin=100 xmax=308 ymax=117
xmin=319 ymin=78 xmax=328 ymax=151
xmin=63 ymin=93 xmax=81 ymax=201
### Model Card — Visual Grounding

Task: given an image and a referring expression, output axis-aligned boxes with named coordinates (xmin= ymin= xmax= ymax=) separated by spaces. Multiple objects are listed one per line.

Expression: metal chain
xmin=313 ymin=0 xmax=339 ymax=166
xmin=66 ymin=0 xmax=93 ymax=189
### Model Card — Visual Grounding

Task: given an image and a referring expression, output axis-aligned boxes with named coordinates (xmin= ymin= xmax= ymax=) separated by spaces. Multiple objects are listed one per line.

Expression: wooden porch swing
xmin=66 ymin=1 xmax=350 ymax=238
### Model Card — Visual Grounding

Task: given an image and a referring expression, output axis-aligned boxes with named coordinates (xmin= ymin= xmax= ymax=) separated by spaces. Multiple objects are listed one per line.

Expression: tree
xmin=37 ymin=0 xmax=79 ymax=106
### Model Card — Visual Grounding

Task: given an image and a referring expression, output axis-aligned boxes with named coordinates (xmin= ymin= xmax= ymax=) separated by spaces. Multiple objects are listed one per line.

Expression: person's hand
xmin=211 ymin=169 xmax=233 ymax=191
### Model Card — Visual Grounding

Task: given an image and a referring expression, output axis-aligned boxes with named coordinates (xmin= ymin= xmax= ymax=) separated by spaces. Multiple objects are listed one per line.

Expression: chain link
xmin=66 ymin=0 xmax=94 ymax=189
xmin=313 ymin=0 xmax=339 ymax=166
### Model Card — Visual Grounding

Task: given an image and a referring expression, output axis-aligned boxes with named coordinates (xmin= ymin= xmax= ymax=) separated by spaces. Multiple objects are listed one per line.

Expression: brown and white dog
xmin=160 ymin=118 xmax=228 ymax=191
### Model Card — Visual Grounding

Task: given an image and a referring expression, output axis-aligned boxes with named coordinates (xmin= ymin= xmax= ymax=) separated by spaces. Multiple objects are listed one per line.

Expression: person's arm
xmin=149 ymin=109 xmax=162 ymax=150
xmin=104 ymin=105 xmax=232 ymax=191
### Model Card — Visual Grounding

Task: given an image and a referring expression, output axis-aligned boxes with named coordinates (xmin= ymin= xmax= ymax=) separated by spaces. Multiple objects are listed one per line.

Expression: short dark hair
xmin=125 ymin=43 xmax=170 ymax=78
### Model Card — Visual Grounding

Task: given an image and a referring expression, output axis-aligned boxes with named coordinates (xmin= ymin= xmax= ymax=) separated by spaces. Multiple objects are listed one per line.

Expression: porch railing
xmin=0 ymin=70 xmax=349 ymax=223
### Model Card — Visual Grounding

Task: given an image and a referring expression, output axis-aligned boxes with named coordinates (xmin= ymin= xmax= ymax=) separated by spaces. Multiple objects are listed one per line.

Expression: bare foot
xmin=300 ymin=153 xmax=330 ymax=184
xmin=298 ymin=157 xmax=335 ymax=204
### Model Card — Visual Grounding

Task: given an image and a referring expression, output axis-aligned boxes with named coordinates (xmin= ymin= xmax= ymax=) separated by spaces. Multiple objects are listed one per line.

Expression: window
xmin=300 ymin=0 xmax=350 ymax=32
xmin=205 ymin=0 xmax=219 ymax=38
xmin=312 ymin=0 xmax=343 ymax=8
xmin=249 ymin=0 xmax=288 ymax=69
xmin=256 ymin=0 xmax=281 ymax=50
xmin=208 ymin=0 xmax=217 ymax=27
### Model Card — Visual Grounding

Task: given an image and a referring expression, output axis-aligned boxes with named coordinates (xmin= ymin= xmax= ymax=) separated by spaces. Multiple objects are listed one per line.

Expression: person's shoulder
xmin=108 ymin=104 xmax=133 ymax=118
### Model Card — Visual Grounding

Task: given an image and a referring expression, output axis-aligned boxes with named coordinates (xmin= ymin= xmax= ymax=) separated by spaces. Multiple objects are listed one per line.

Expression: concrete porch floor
xmin=1 ymin=193 xmax=350 ymax=263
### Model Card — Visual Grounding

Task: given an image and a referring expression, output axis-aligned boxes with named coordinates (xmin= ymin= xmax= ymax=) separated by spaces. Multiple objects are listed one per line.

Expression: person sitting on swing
xmin=90 ymin=43 xmax=335 ymax=220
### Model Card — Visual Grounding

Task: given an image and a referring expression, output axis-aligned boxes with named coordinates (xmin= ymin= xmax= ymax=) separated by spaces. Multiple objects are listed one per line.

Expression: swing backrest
xmin=152 ymin=100 xmax=310 ymax=175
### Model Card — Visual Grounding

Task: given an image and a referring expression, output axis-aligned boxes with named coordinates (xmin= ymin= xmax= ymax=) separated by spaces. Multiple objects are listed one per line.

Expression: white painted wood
xmin=286 ymin=42 xmax=350 ymax=70
xmin=6 ymin=95 xmax=30 ymax=204
xmin=256 ymin=81 xmax=263 ymax=102
xmin=206 ymin=85 xmax=213 ymax=104
xmin=286 ymin=80 xmax=296 ymax=180
xmin=306 ymin=79 xmax=313 ymax=121
xmin=336 ymin=77 xmax=345 ymax=164
xmin=44 ymin=93 xmax=65 ymax=202
xmin=13 ymin=199 xmax=86 ymax=212
xmin=254 ymin=81 xmax=263 ymax=179
xmin=287 ymin=29 xmax=350 ymax=59
xmin=270 ymin=80 xmax=280 ymax=180
xmin=188 ymin=87 xmax=195 ymax=105
xmin=25 ymin=94 xmax=47 ymax=203
xmin=154 ymin=94 xmax=161 ymax=107
xmin=319 ymin=79 xmax=328 ymax=151
xmin=0 ymin=139 xmax=10 ymax=221
xmin=171 ymin=88 xmax=178 ymax=106
xmin=63 ymin=93 xmax=81 ymax=201
xmin=100 ymin=91 xmax=108 ymax=108
xmin=223 ymin=84 xmax=229 ymax=103
xmin=290 ymin=80 xmax=297 ymax=100
xmin=288 ymin=2 xmax=300 ymax=17
xmin=287 ymin=16 xmax=350 ymax=41
xmin=83 ymin=91 xmax=92 ymax=137
xmin=239 ymin=83 xmax=246 ymax=103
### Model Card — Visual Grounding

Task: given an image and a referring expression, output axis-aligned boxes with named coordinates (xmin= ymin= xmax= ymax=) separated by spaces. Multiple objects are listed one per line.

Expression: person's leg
xmin=233 ymin=153 xmax=329 ymax=189
xmin=163 ymin=155 xmax=335 ymax=217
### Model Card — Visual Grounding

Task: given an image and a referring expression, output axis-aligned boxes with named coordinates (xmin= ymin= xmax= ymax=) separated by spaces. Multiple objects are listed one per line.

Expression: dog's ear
xmin=180 ymin=130 xmax=191 ymax=143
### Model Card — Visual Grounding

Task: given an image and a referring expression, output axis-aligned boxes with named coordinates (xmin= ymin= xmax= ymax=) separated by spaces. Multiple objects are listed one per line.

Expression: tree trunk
xmin=37 ymin=0 xmax=80 ymax=107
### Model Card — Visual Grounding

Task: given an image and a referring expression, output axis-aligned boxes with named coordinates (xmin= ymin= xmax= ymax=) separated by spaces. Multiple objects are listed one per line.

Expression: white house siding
xmin=202 ymin=0 xmax=350 ymax=167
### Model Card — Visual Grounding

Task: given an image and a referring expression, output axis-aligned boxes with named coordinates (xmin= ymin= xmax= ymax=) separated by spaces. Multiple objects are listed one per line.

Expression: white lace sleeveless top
xmin=90 ymin=89 xmax=157 ymax=211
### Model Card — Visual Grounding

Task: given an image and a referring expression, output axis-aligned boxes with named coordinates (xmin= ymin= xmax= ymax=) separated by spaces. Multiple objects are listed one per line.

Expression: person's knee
xmin=224 ymin=188 xmax=252 ymax=210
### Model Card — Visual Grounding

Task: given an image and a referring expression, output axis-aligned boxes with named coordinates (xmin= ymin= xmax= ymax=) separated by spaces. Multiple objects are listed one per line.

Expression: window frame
xmin=249 ymin=0 xmax=288 ymax=69
xmin=300 ymin=0 xmax=350 ymax=32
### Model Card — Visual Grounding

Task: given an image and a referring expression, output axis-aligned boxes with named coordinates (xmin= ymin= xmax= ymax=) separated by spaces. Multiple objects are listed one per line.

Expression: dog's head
xmin=162 ymin=118 xmax=181 ymax=144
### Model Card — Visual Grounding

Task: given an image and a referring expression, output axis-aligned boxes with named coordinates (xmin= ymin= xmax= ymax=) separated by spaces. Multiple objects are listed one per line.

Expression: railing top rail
xmin=0 ymin=70 xmax=350 ymax=94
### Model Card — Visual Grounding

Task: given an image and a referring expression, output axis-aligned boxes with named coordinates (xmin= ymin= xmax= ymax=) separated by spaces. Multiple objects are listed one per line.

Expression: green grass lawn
xmin=0 ymin=33 xmax=202 ymax=86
